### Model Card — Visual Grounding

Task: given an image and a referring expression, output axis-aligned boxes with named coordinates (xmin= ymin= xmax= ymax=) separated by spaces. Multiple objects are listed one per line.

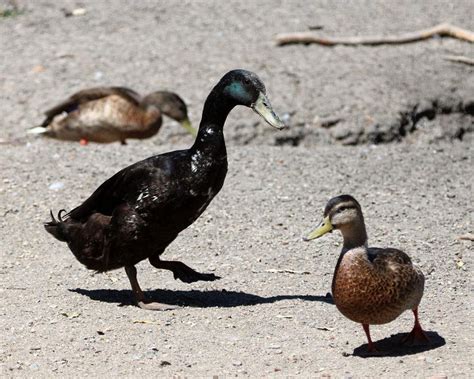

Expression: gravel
xmin=1 ymin=0 xmax=473 ymax=377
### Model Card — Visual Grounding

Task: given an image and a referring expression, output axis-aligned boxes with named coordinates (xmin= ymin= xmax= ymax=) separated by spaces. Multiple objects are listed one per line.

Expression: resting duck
xmin=45 ymin=69 xmax=285 ymax=310
xmin=305 ymin=195 xmax=429 ymax=352
xmin=29 ymin=86 xmax=196 ymax=145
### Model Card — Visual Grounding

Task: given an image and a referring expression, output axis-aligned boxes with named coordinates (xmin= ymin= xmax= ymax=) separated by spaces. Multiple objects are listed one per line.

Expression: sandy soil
xmin=1 ymin=0 xmax=473 ymax=377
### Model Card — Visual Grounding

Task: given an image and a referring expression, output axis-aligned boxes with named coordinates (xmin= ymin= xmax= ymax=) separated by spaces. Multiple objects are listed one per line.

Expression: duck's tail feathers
xmin=44 ymin=209 xmax=70 ymax=242
xmin=27 ymin=126 xmax=49 ymax=135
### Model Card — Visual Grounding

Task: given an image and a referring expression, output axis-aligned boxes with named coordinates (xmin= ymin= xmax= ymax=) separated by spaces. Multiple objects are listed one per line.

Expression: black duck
xmin=45 ymin=69 xmax=285 ymax=310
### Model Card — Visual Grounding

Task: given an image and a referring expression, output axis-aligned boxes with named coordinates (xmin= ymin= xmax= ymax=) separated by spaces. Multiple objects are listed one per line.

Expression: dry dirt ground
xmin=1 ymin=0 xmax=473 ymax=377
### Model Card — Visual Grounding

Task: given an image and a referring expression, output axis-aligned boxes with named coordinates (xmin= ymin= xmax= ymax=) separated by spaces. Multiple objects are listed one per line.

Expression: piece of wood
xmin=443 ymin=55 xmax=474 ymax=66
xmin=275 ymin=23 xmax=474 ymax=46
xmin=457 ymin=233 xmax=474 ymax=241
xmin=264 ymin=269 xmax=311 ymax=275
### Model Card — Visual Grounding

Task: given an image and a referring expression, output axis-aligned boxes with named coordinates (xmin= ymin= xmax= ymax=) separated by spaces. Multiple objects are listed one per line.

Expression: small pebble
xmin=49 ymin=182 xmax=64 ymax=191
xmin=29 ymin=363 xmax=39 ymax=370
xmin=72 ymin=8 xmax=86 ymax=16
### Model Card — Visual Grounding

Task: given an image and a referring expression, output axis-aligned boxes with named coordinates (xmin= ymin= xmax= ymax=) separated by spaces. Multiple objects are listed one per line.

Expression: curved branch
xmin=443 ymin=55 xmax=474 ymax=66
xmin=275 ymin=23 xmax=474 ymax=47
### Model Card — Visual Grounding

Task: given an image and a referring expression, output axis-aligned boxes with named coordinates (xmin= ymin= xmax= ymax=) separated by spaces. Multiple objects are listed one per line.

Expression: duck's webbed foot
xmin=136 ymin=300 xmax=176 ymax=311
xmin=149 ymin=256 xmax=221 ymax=283
xmin=400 ymin=308 xmax=430 ymax=346
xmin=400 ymin=328 xmax=430 ymax=346
xmin=125 ymin=265 xmax=177 ymax=311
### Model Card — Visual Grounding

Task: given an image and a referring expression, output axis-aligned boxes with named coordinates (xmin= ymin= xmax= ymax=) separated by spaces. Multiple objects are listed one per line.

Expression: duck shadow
xmin=69 ymin=288 xmax=334 ymax=308
xmin=352 ymin=331 xmax=445 ymax=358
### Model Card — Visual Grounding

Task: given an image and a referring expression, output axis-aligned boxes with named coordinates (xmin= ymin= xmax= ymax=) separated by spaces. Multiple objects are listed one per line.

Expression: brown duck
xmin=305 ymin=194 xmax=429 ymax=352
xmin=29 ymin=86 xmax=196 ymax=145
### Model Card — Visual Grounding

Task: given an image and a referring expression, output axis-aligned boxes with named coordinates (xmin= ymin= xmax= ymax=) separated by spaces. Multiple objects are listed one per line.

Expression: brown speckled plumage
xmin=306 ymin=194 xmax=429 ymax=352
xmin=333 ymin=246 xmax=424 ymax=325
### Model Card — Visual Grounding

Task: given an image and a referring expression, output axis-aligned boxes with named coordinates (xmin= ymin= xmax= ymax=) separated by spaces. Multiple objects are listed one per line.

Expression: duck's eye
xmin=336 ymin=206 xmax=348 ymax=213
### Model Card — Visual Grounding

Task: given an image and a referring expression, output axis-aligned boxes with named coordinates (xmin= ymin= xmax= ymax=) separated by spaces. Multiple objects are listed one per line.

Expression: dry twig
xmin=457 ymin=233 xmax=474 ymax=241
xmin=275 ymin=23 xmax=474 ymax=46
xmin=443 ymin=55 xmax=474 ymax=66
xmin=264 ymin=269 xmax=311 ymax=275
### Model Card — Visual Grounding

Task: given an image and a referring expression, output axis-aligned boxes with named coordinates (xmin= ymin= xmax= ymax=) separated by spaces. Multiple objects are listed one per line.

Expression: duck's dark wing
xmin=67 ymin=151 xmax=186 ymax=221
xmin=367 ymin=247 xmax=413 ymax=266
xmin=67 ymin=163 xmax=149 ymax=221
xmin=42 ymin=87 xmax=142 ymax=127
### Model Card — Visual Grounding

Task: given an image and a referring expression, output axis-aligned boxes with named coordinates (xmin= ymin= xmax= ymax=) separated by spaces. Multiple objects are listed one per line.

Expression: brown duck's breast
xmin=332 ymin=247 xmax=424 ymax=325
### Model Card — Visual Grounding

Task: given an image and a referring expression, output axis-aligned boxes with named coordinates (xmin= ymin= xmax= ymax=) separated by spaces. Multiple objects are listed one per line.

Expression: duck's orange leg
xmin=80 ymin=138 xmax=89 ymax=146
xmin=362 ymin=323 xmax=378 ymax=352
xmin=400 ymin=307 xmax=430 ymax=345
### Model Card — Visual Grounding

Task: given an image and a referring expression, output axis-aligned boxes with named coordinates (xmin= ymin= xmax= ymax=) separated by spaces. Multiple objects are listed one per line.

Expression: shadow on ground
xmin=70 ymin=288 xmax=334 ymax=308
xmin=352 ymin=331 xmax=445 ymax=358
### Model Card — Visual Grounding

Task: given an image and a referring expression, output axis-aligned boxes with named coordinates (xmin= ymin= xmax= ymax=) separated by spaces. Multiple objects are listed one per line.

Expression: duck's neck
xmin=340 ymin=221 xmax=368 ymax=252
xmin=333 ymin=222 xmax=369 ymax=288
xmin=191 ymin=88 xmax=235 ymax=155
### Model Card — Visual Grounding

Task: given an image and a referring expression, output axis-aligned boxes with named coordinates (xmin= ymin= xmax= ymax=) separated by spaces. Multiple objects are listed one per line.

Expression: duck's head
xmin=219 ymin=69 xmax=286 ymax=129
xmin=304 ymin=195 xmax=365 ymax=241
xmin=143 ymin=91 xmax=196 ymax=136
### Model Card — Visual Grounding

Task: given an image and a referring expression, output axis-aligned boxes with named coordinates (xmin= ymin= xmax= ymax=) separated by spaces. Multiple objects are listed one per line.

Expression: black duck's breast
xmin=128 ymin=148 xmax=227 ymax=230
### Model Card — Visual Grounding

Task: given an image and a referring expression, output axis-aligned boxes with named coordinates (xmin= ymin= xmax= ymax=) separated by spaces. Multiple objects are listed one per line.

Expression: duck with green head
xmin=44 ymin=69 xmax=285 ymax=310
xmin=305 ymin=195 xmax=429 ymax=352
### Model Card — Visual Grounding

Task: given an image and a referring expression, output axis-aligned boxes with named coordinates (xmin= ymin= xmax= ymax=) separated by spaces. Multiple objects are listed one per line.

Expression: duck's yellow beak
xmin=304 ymin=216 xmax=333 ymax=241
xmin=252 ymin=92 xmax=286 ymax=129
xmin=181 ymin=118 xmax=197 ymax=136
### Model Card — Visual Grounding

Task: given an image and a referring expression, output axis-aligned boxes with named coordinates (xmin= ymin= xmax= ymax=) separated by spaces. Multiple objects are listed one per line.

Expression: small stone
xmin=31 ymin=65 xmax=45 ymax=73
xmin=232 ymin=361 xmax=243 ymax=366
xmin=71 ymin=8 xmax=86 ymax=16
xmin=29 ymin=363 xmax=39 ymax=370
xmin=424 ymin=356 xmax=434 ymax=364
xmin=49 ymin=182 xmax=64 ymax=191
